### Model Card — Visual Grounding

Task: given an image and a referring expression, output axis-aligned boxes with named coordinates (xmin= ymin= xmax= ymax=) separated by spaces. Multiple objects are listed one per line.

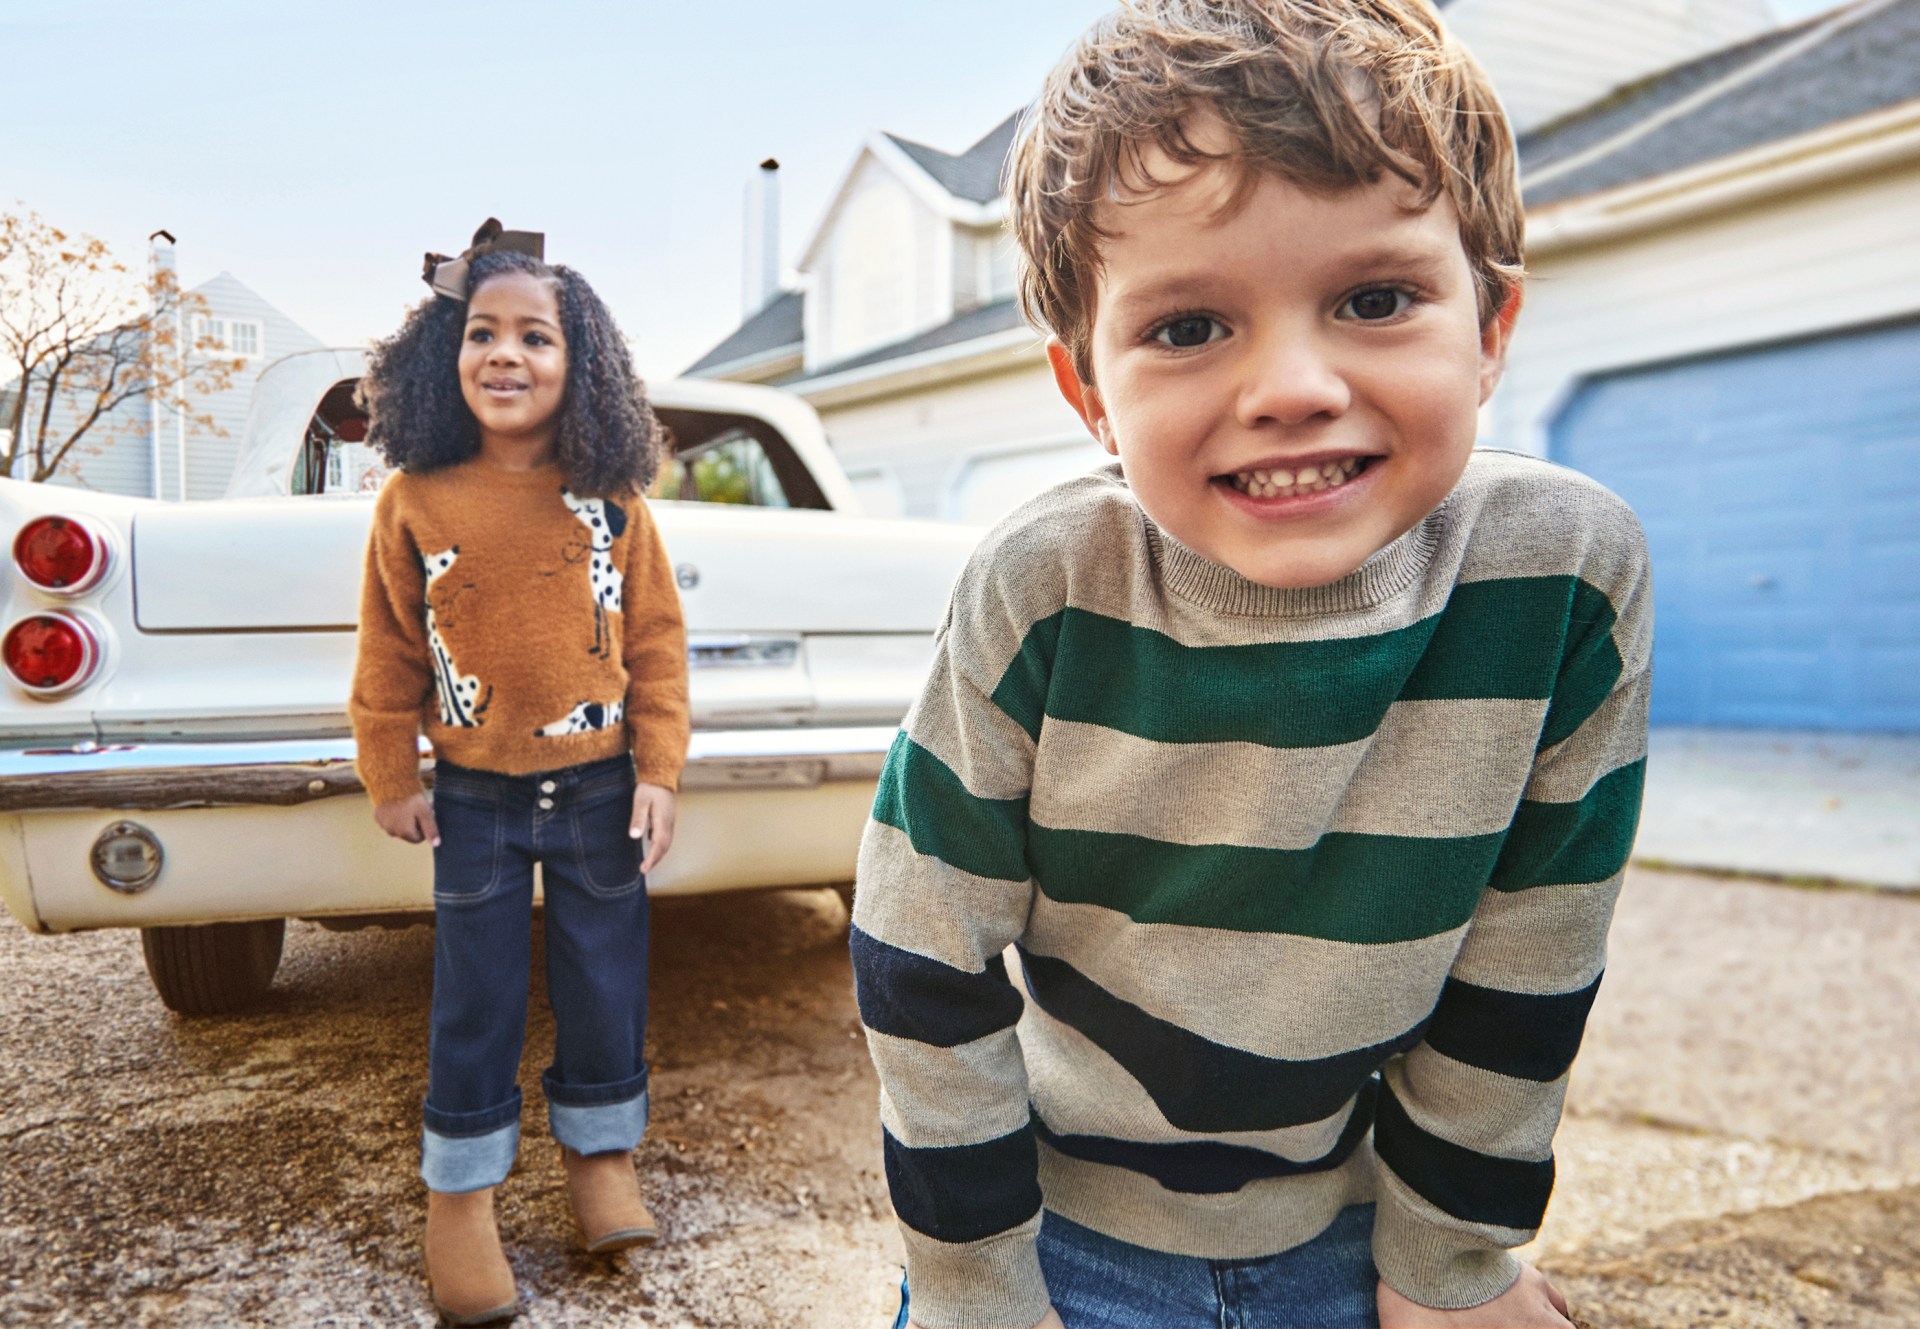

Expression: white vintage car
xmin=0 ymin=349 xmax=978 ymax=1014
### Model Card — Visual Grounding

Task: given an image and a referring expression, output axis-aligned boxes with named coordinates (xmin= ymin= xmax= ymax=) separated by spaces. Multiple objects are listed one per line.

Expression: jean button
xmin=540 ymin=780 xmax=557 ymax=794
xmin=538 ymin=797 xmax=555 ymax=810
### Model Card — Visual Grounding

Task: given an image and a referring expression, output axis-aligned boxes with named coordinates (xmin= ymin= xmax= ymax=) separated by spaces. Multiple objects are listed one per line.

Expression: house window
xmin=193 ymin=315 xmax=264 ymax=359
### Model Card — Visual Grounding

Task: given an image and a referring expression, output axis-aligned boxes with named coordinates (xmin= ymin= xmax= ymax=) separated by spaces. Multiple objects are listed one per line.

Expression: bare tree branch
xmin=1 ymin=206 xmax=244 ymax=485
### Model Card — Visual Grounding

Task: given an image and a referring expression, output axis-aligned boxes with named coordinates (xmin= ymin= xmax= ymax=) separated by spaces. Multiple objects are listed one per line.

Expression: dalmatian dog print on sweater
xmin=535 ymin=698 xmax=626 ymax=738
xmin=420 ymin=547 xmax=492 ymax=727
xmin=533 ymin=489 xmax=628 ymax=739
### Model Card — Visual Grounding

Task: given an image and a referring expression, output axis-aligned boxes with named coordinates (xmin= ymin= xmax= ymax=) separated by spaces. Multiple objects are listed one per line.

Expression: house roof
xmin=1520 ymin=0 xmax=1920 ymax=207
xmin=780 ymin=297 xmax=1029 ymax=387
xmin=682 ymin=288 xmax=805 ymax=376
xmin=883 ymin=112 xmax=1023 ymax=205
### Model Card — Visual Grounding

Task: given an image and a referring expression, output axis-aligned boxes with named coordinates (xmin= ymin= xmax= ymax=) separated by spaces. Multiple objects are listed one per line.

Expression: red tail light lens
xmin=3 ymin=614 xmax=100 ymax=693
xmin=14 ymin=516 xmax=108 ymax=592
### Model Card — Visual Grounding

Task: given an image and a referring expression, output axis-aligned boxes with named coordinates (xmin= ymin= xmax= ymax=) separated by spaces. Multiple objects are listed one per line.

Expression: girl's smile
xmin=460 ymin=271 xmax=568 ymax=465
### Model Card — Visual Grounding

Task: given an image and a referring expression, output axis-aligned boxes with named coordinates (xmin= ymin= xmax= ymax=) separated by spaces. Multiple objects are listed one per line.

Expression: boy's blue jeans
xmin=893 ymin=1204 xmax=1380 ymax=1329
xmin=420 ymin=754 xmax=651 ymax=1194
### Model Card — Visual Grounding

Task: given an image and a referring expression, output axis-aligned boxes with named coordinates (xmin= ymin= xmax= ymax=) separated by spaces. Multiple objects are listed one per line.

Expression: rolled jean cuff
xmin=421 ymin=1120 xmax=519 ymax=1193
xmin=545 ymin=1067 xmax=650 ymax=1156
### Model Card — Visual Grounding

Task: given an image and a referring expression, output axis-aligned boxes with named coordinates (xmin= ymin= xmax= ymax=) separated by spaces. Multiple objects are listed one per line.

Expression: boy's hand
xmin=374 ymin=792 xmax=439 ymax=846
xmin=1379 ymin=1265 xmax=1574 ymax=1328
xmin=630 ymin=782 xmax=676 ymax=873
xmin=907 ymin=1309 xmax=1063 ymax=1329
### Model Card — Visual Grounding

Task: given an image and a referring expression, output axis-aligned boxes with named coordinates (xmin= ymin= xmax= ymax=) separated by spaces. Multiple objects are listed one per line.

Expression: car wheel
xmin=139 ymin=919 xmax=287 ymax=1016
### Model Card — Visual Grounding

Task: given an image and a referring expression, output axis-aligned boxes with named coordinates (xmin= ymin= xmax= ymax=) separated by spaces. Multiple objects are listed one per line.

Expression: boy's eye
xmin=467 ymin=327 xmax=492 ymax=343
xmin=1153 ymin=316 xmax=1225 ymax=349
xmin=1343 ymin=288 xmax=1411 ymax=321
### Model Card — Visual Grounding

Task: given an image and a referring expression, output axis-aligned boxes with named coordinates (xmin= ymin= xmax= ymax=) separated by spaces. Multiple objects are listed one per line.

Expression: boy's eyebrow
xmin=1106 ymin=241 xmax=1456 ymax=315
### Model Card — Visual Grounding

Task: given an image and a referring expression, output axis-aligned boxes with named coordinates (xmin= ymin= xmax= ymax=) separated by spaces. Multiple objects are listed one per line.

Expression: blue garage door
xmin=1550 ymin=320 xmax=1920 ymax=733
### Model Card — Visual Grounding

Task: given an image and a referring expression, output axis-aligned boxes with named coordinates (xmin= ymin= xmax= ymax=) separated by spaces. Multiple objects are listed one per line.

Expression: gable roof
xmin=781 ymin=296 xmax=1028 ymax=387
xmin=883 ymin=112 xmax=1023 ymax=205
xmin=683 ymin=288 xmax=804 ymax=376
xmin=1520 ymin=0 xmax=1920 ymax=207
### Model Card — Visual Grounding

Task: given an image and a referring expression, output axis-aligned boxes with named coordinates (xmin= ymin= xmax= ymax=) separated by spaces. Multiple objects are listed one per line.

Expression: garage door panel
xmin=1550 ymin=319 xmax=1920 ymax=732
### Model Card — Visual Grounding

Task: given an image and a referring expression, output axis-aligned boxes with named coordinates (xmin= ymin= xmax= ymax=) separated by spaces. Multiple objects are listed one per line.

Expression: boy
xmin=853 ymin=2 xmax=1648 ymax=1326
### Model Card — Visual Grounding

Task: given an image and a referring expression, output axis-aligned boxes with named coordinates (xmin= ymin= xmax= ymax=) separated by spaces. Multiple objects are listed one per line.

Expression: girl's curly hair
xmin=360 ymin=250 xmax=659 ymax=496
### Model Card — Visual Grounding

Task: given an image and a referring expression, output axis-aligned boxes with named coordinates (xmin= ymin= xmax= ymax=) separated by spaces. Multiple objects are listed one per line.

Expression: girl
xmin=350 ymin=220 xmax=690 ymax=1327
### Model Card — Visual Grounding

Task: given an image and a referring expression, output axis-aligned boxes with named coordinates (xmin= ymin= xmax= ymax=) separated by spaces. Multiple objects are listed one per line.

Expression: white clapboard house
xmin=688 ymin=0 xmax=1920 ymax=733
xmin=4 ymin=233 xmax=324 ymax=500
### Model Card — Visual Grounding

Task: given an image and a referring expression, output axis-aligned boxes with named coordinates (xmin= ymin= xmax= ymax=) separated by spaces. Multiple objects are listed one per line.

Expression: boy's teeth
xmin=1228 ymin=457 xmax=1364 ymax=498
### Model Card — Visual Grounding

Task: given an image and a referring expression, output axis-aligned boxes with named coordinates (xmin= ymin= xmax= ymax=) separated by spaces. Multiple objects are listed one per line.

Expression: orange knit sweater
xmin=349 ymin=459 xmax=690 ymax=805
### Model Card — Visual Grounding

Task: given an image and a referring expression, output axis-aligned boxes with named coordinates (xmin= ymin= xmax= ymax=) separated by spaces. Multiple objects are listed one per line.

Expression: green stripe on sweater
xmin=1029 ymin=824 xmax=1502 ymax=943
xmin=873 ymin=732 xmax=1029 ymax=882
xmin=1489 ymin=758 xmax=1645 ymax=892
xmin=990 ymin=578 xmax=1621 ymax=751
xmin=878 ymin=741 xmax=1642 ymax=940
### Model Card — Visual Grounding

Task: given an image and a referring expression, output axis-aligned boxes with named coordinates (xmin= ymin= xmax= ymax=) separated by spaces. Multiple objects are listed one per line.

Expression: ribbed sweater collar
xmin=452 ymin=457 xmax=566 ymax=490
xmin=1146 ymin=510 xmax=1440 ymax=618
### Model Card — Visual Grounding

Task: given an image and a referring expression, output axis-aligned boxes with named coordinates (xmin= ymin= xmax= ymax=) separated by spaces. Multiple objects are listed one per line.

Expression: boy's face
xmin=1052 ymin=142 xmax=1514 ymax=590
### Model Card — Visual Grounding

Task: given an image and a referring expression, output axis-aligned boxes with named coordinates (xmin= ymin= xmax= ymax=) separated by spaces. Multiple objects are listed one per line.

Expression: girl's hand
xmin=630 ymin=782 xmax=676 ymax=874
xmin=1378 ymin=1265 xmax=1574 ymax=1327
xmin=374 ymin=792 xmax=440 ymax=846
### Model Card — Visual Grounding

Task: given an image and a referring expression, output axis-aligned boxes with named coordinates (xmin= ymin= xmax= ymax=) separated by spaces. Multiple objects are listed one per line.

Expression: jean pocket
xmin=570 ymin=781 xmax=643 ymax=899
xmin=431 ymin=785 xmax=505 ymax=902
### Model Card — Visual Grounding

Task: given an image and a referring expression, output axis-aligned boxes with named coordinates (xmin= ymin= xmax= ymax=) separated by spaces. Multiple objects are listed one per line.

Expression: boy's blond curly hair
xmin=1009 ymin=0 xmax=1524 ymax=381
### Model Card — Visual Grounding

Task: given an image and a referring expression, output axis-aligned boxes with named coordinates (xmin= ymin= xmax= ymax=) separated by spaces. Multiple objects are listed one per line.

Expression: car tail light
xmin=14 ymin=515 xmax=110 ymax=593
xmin=3 ymin=613 xmax=101 ymax=693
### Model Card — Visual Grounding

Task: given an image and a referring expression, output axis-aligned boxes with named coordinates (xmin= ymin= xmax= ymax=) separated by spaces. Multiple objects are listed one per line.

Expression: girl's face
xmin=459 ymin=271 xmax=568 ymax=455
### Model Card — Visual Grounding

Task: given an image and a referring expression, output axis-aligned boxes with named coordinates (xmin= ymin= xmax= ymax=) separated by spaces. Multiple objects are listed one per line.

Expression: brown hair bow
xmin=421 ymin=218 xmax=546 ymax=300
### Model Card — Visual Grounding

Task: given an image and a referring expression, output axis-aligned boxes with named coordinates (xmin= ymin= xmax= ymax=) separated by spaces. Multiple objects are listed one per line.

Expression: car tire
xmin=139 ymin=919 xmax=287 ymax=1016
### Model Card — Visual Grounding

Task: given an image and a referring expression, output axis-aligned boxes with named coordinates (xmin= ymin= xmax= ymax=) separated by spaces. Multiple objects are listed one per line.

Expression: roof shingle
xmin=1521 ymin=0 xmax=1920 ymax=207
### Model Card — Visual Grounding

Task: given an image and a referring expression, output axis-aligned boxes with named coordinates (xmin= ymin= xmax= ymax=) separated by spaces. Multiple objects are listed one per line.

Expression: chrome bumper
xmin=0 ymin=726 xmax=899 ymax=813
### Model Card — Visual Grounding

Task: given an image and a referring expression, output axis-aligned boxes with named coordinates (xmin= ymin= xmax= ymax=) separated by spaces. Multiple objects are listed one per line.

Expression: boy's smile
xmin=1052 ymin=138 xmax=1514 ymax=590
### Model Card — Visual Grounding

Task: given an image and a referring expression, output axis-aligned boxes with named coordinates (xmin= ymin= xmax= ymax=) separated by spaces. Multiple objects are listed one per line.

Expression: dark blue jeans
xmin=895 ymin=1205 xmax=1380 ymax=1329
xmin=420 ymin=754 xmax=651 ymax=1194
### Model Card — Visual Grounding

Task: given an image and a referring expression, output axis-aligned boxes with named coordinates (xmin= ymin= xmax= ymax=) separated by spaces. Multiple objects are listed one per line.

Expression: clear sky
xmin=7 ymin=0 xmax=1831 ymax=380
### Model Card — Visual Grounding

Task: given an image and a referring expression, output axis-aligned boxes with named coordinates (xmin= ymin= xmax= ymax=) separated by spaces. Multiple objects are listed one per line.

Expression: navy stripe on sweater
xmin=1425 ymin=974 xmax=1604 ymax=1083
xmin=852 ymin=926 xmax=1023 ymax=1049
xmin=1020 ymin=948 xmax=1427 ymax=1133
xmin=1373 ymin=1081 xmax=1556 ymax=1230
xmin=884 ymin=1123 xmax=1042 ymax=1243
xmin=1032 ymin=1077 xmax=1380 ymax=1194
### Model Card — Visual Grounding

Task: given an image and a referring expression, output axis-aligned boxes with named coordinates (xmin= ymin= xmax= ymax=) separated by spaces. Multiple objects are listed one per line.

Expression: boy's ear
xmin=1478 ymin=286 xmax=1524 ymax=405
xmin=1047 ymin=339 xmax=1117 ymax=456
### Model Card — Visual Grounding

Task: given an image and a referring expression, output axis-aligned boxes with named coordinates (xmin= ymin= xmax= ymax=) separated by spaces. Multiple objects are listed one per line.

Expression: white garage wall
xmin=818 ymin=356 xmax=1076 ymax=519
xmin=1493 ymin=160 xmax=1920 ymax=458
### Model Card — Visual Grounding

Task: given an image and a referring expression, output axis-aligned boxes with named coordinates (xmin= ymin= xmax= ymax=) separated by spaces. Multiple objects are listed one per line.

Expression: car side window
xmin=292 ymin=380 xmax=386 ymax=496
xmin=649 ymin=408 xmax=830 ymax=510
xmin=655 ymin=430 xmax=791 ymax=508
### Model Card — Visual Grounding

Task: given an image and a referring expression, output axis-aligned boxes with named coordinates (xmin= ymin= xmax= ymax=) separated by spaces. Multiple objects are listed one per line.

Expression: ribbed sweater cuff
xmin=353 ymin=723 xmax=425 ymax=806
xmin=900 ymin=1218 xmax=1049 ymax=1329
xmin=1371 ymin=1174 xmax=1523 ymax=1311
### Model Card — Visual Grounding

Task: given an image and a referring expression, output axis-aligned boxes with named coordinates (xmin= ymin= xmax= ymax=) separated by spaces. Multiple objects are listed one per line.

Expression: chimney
xmin=146 ymin=231 xmax=180 ymax=500
xmin=741 ymin=158 xmax=781 ymax=318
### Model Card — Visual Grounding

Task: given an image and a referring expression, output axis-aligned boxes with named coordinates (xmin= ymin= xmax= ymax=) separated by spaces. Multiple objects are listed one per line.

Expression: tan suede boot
xmin=561 ymin=1146 xmax=659 ymax=1254
xmin=424 ymin=1187 xmax=518 ymax=1326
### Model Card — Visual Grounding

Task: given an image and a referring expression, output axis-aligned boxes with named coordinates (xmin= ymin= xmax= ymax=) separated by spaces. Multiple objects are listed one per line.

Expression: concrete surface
xmin=2 ymin=867 xmax=1916 ymax=1326
xmin=1635 ymin=727 xmax=1920 ymax=889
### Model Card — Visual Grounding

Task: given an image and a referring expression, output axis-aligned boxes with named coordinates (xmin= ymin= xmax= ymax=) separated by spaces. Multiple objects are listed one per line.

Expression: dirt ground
xmin=1 ymin=868 xmax=1915 ymax=1328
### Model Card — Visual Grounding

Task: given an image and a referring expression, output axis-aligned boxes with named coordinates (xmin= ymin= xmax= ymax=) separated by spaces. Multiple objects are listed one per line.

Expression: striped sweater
xmin=851 ymin=452 xmax=1652 ymax=1329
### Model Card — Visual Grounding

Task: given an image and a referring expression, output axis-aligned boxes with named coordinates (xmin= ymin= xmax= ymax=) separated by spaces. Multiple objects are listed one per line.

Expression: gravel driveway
xmin=2 ymin=868 xmax=1916 ymax=1327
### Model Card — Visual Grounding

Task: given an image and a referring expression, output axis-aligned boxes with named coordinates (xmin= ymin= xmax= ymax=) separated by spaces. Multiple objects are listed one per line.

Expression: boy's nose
xmin=1237 ymin=337 xmax=1351 ymax=427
